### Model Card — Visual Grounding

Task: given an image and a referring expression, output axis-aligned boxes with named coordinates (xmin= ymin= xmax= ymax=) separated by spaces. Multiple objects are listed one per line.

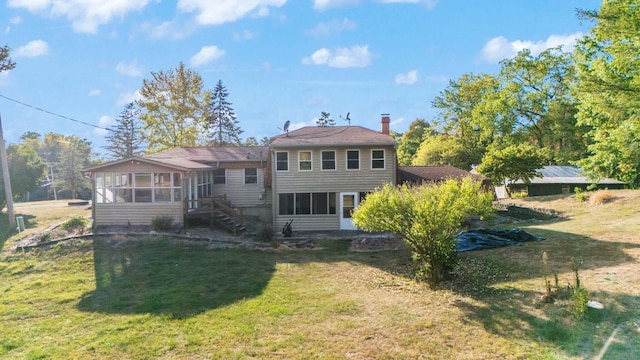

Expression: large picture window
xmin=278 ymin=192 xmax=336 ymax=216
xmin=96 ymin=172 xmax=182 ymax=204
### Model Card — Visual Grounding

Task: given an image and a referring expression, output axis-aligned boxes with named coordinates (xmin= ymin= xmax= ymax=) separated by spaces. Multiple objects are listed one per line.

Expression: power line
xmin=0 ymin=93 xmax=111 ymax=131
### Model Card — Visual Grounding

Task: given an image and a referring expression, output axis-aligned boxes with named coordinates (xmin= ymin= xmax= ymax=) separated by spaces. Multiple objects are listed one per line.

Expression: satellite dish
xmin=340 ymin=112 xmax=351 ymax=126
xmin=283 ymin=120 xmax=290 ymax=132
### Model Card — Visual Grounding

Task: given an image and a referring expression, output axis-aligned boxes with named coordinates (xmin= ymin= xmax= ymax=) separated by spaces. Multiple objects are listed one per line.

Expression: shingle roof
xmin=512 ymin=165 xmax=625 ymax=185
xmin=270 ymin=126 xmax=397 ymax=148
xmin=146 ymin=146 xmax=269 ymax=163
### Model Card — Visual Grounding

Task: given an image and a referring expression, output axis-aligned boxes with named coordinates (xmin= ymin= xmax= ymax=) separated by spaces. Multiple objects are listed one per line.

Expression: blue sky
xmin=1 ymin=0 xmax=602 ymax=155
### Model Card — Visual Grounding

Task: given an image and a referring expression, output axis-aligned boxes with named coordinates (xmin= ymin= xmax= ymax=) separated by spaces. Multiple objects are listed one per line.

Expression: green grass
xmin=1 ymin=193 xmax=640 ymax=359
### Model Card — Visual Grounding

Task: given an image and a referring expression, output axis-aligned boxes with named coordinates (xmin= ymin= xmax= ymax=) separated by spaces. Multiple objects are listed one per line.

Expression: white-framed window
xmin=371 ymin=149 xmax=385 ymax=169
xmin=245 ymin=168 xmax=258 ymax=184
xmin=346 ymin=150 xmax=360 ymax=170
xmin=276 ymin=151 xmax=289 ymax=171
xmin=299 ymin=151 xmax=312 ymax=171
xmin=134 ymin=173 xmax=152 ymax=202
xmin=321 ymin=150 xmax=336 ymax=170
xmin=198 ymin=171 xmax=212 ymax=197
xmin=212 ymin=168 xmax=226 ymax=184
xmin=95 ymin=172 xmax=182 ymax=204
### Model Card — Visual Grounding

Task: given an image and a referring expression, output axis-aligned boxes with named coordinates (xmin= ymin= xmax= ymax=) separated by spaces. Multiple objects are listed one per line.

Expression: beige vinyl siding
xmin=211 ymin=168 xmax=271 ymax=207
xmin=94 ymin=202 xmax=183 ymax=226
xmin=272 ymin=145 xmax=396 ymax=231
xmin=273 ymin=146 xmax=395 ymax=193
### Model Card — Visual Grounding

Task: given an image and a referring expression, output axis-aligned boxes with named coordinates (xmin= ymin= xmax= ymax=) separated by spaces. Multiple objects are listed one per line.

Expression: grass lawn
xmin=1 ymin=193 xmax=639 ymax=359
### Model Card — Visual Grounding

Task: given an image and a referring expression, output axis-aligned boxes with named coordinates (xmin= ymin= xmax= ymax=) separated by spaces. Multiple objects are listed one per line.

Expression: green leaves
xmin=352 ymin=179 xmax=493 ymax=284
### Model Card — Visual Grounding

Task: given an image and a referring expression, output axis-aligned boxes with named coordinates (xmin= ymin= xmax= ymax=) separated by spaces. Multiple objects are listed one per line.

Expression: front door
xmin=340 ymin=192 xmax=358 ymax=230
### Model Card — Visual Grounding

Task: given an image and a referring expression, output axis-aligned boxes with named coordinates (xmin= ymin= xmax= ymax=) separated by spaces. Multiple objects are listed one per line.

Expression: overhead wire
xmin=0 ymin=92 xmax=112 ymax=131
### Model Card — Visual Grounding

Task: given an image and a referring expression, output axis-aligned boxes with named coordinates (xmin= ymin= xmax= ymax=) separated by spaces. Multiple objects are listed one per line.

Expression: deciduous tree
xmin=574 ymin=0 xmax=640 ymax=186
xmin=138 ymin=62 xmax=210 ymax=153
xmin=353 ymin=179 xmax=493 ymax=285
xmin=0 ymin=143 xmax=47 ymax=208
xmin=475 ymin=144 xmax=547 ymax=197
xmin=396 ymin=119 xmax=435 ymax=165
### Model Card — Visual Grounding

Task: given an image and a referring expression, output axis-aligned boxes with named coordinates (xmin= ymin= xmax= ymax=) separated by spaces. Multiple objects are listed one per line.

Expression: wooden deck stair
xmin=185 ymin=196 xmax=245 ymax=235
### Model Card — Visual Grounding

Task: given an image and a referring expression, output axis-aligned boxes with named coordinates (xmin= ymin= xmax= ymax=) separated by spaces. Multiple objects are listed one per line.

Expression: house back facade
xmin=86 ymin=115 xmax=480 ymax=232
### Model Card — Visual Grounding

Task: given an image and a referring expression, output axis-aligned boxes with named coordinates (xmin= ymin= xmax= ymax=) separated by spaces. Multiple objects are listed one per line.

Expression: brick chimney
xmin=380 ymin=114 xmax=390 ymax=135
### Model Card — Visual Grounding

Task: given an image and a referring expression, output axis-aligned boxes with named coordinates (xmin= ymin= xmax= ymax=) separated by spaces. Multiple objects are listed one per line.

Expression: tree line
xmin=395 ymin=0 xmax=640 ymax=189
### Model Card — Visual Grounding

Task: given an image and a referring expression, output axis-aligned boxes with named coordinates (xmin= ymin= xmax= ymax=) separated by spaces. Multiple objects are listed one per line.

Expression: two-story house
xmin=82 ymin=115 xmax=398 ymax=232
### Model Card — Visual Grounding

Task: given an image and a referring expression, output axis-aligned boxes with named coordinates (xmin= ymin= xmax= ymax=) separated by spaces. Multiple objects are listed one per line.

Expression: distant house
xmin=83 ymin=115 xmax=484 ymax=232
xmin=502 ymin=165 xmax=626 ymax=198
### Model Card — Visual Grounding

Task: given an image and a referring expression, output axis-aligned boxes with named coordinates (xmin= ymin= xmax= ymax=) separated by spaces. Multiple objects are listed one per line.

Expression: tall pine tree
xmin=104 ymin=102 xmax=145 ymax=159
xmin=316 ymin=111 xmax=335 ymax=127
xmin=207 ymin=79 xmax=243 ymax=146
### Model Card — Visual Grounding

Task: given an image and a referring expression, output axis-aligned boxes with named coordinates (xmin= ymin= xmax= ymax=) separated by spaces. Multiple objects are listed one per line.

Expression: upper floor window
xmin=321 ymin=150 xmax=336 ymax=170
xmin=347 ymin=150 xmax=360 ymax=170
xmin=245 ymin=168 xmax=258 ymax=184
xmin=299 ymin=151 xmax=312 ymax=171
xmin=212 ymin=168 xmax=226 ymax=184
xmin=371 ymin=150 xmax=385 ymax=169
xmin=276 ymin=151 xmax=289 ymax=171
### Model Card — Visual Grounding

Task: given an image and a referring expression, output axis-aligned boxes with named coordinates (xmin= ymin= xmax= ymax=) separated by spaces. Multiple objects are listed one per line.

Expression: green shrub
xmin=152 ymin=215 xmax=174 ymax=232
xmin=62 ymin=216 xmax=90 ymax=233
xmin=574 ymin=187 xmax=588 ymax=202
xmin=571 ymin=287 xmax=589 ymax=318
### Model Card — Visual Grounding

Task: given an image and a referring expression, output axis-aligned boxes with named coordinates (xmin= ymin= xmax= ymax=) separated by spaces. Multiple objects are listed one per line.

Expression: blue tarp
xmin=456 ymin=228 xmax=544 ymax=252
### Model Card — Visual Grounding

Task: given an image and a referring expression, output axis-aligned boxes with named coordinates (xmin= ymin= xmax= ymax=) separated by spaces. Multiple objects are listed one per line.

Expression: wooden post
xmin=0 ymin=114 xmax=16 ymax=230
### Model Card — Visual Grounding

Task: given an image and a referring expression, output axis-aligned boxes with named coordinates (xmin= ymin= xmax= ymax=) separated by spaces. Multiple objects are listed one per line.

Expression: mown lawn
xmin=1 ymin=193 xmax=639 ymax=359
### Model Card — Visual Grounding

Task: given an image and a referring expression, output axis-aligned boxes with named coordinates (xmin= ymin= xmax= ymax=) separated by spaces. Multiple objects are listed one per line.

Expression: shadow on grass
xmin=77 ymin=236 xmax=278 ymax=319
xmin=438 ymin=228 xmax=640 ymax=358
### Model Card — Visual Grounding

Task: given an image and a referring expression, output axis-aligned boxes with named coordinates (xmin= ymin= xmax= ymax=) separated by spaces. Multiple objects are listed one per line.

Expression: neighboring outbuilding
xmin=499 ymin=165 xmax=626 ymax=198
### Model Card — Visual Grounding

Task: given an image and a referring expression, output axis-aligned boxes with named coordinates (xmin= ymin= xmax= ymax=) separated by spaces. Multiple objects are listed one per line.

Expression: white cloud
xmin=7 ymin=0 xmax=151 ymax=34
xmin=88 ymin=89 xmax=102 ymax=96
xmin=307 ymin=18 xmax=356 ymax=37
xmin=140 ymin=20 xmax=197 ymax=40
xmin=94 ymin=115 xmax=114 ymax=135
xmin=313 ymin=0 xmax=360 ymax=11
xmin=177 ymin=0 xmax=286 ymax=25
xmin=302 ymin=45 xmax=372 ymax=68
xmin=14 ymin=40 xmax=49 ymax=58
xmin=394 ymin=70 xmax=418 ymax=85
xmin=10 ymin=15 xmax=23 ymax=24
xmin=233 ymin=29 xmax=257 ymax=41
xmin=481 ymin=32 xmax=583 ymax=63
xmin=0 ymin=72 xmax=10 ymax=86
xmin=190 ymin=45 xmax=225 ymax=67
xmin=115 ymin=60 xmax=143 ymax=77
xmin=390 ymin=117 xmax=404 ymax=129
xmin=116 ymin=90 xmax=141 ymax=107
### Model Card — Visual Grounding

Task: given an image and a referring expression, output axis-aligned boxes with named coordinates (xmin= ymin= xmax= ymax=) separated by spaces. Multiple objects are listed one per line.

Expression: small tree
xmin=316 ymin=111 xmax=335 ymax=127
xmin=207 ymin=79 xmax=243 ymax=146
xmin=475 ymin=143 xmax=547 ymax=197
xmin=353 ymin=178 xmax=494 ymax=285
xmin=103 ymin=102 xmax=145 ymax=159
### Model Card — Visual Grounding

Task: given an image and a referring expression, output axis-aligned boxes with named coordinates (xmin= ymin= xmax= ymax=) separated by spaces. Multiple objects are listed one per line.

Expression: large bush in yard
xmin=353 ymin=178 xmax=494 ymax=285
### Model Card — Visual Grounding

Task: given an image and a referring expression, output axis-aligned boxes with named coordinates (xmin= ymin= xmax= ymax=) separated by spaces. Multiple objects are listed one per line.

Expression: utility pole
xmin=0 ymin=113 xmax=16 ymax=229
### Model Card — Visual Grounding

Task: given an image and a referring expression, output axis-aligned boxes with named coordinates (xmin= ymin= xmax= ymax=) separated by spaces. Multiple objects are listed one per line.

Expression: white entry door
xmin=340 ymin=192 xmax=358 ymax=230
